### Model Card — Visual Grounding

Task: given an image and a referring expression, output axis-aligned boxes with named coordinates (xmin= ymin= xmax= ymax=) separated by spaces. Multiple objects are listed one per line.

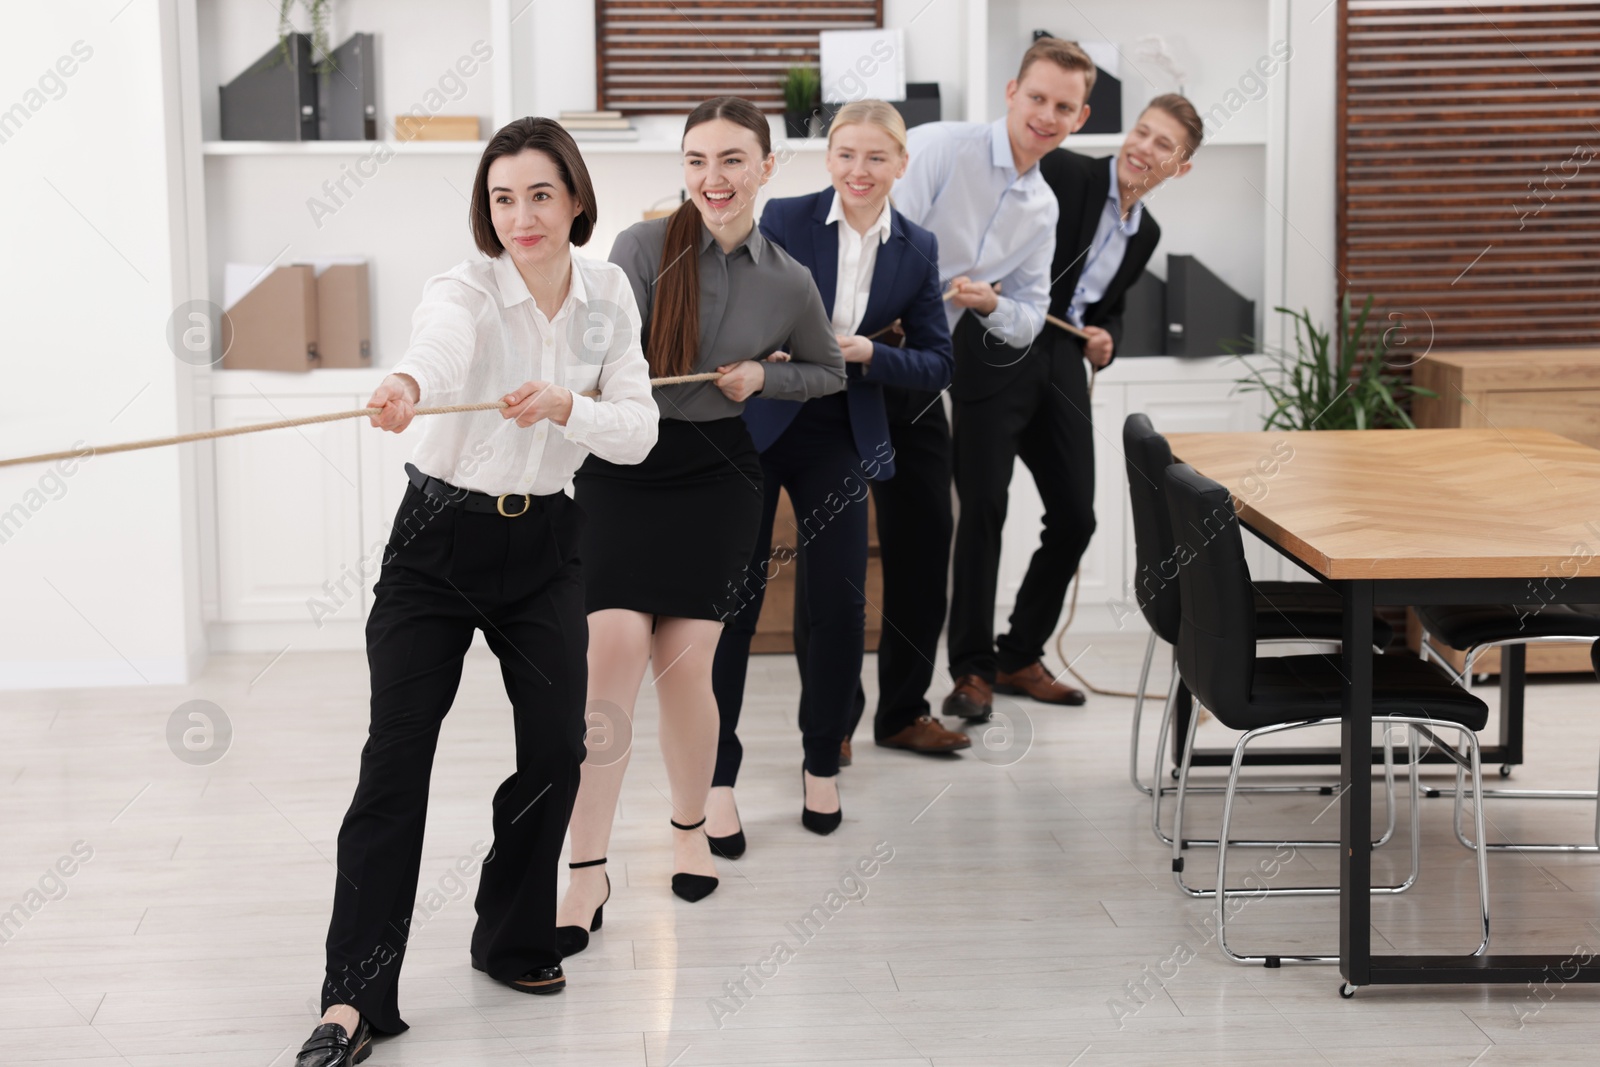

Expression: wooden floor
xmin=6 ymin=634 xmax=1600 ymax=1065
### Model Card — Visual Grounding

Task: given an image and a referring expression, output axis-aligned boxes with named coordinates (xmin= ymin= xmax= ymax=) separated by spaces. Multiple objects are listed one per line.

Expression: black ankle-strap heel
xmin=555 ymin=858 xmax=608 ymax=958
xmin=669 ymin=818 xmax=719 ymax=902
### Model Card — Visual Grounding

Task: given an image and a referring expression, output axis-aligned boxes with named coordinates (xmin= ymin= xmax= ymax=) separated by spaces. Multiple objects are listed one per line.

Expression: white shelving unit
xmin=202 ymin=137 xmax=832 ymax=156
xmin=175 ymin=0 xmax=1291 ymax=653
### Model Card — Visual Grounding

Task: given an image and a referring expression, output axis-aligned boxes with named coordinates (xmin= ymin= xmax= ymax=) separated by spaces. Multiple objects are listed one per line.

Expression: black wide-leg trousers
xmin=320 ymin=481 xmax=588 ymax=1035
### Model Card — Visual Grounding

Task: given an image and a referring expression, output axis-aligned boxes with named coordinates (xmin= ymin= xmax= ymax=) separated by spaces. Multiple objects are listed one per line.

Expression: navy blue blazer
xmin=746 ymin=189 xmax=953 ymax=480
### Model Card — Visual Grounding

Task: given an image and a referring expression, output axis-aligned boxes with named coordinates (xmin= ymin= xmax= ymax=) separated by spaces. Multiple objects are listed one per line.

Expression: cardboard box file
xmin=394 ymin=115 xmax=480 ymax=141
xmin=221 ymin=265 xmax=319 ymax=371
xmin=312 ymin=261 xmax=371 ymax=367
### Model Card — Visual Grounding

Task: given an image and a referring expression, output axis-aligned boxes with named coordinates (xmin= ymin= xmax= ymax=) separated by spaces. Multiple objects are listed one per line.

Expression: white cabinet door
xmin=213 ymin=395 xmax=363 ymax=623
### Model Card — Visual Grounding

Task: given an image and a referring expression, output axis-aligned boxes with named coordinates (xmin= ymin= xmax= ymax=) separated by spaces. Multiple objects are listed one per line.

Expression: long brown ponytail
xmin=647 ymin=96 xmax=773 ymax=377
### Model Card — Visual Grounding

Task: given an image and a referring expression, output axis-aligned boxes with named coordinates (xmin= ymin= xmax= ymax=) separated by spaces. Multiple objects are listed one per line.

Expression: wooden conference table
xmin=1167 ymin=427 xmax=1600 ymax=990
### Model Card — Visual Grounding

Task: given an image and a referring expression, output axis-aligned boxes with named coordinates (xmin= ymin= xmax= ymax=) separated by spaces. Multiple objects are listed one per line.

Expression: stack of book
xmin=558 ymin=110 xmax=638 ymax=142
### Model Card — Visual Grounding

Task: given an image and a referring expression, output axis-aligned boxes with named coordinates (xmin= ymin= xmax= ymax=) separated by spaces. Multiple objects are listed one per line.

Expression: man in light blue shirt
xmin=945 ymin=94 xmax=1201 ymax=720
xmin=846 ymin=38 xmax=1096 ymax=755
xmin=892 ymin=116 xmax=1060 ymax=349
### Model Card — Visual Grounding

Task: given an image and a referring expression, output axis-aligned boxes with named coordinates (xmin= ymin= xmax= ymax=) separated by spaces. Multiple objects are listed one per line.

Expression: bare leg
xmin=803 ymin=771 xmax=840 ymax=813
xmin=652 ymin=616 xmax=723 ymax=880
xmin=705 ymin=785 xmax=741 ymax=838
xmin=558 ymin=608 xmax=652 ymax=928
xmin=319 ymin=1004 xmax=360 ymax=1032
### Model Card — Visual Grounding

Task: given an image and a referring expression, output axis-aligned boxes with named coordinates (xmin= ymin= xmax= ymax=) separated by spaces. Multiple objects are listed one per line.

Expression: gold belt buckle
xmin=496 ymin=492 xmax=531 ymax=518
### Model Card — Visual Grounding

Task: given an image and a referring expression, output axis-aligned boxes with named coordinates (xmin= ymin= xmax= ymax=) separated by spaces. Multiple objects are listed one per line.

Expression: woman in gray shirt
xmin=557 ymin=97 xmax=844 ymax=952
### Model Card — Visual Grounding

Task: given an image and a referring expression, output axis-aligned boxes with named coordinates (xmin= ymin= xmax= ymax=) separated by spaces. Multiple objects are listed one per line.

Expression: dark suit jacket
xmin=1039 ymin=150 xmax=1161 ymax=364
xmin=747 ymin=189 xmax=953 ymax=480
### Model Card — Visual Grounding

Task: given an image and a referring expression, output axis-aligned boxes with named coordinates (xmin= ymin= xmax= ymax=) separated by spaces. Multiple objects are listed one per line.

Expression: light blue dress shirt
xmin=1066 ymin=156 xmax=1144 ymax=328
xmin=893 ymin=118 xmax=1058 ymax=349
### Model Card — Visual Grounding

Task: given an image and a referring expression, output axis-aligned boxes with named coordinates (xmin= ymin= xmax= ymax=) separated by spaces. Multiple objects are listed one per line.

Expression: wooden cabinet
xmin=751 ymin=490 xmax=884 ymax=655
xmin=1411 ymin=347 xmax=1600 ymax=674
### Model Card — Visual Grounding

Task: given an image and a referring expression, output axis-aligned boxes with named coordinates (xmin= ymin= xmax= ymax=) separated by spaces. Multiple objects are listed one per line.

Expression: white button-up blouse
xmin=391 ymin=250 xmax=659 ymax=497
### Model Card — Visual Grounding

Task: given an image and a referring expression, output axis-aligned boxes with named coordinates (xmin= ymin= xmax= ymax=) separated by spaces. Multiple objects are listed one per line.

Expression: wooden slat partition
xmin=596 ymin=0 xmax=883 ymax=114
xmin=1337 ymin=0 xmax=1600 ymax=348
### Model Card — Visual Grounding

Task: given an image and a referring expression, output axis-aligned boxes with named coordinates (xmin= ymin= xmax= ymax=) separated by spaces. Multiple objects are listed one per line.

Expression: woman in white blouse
xmin=291 ymin=117 xmax=656 ymax=1067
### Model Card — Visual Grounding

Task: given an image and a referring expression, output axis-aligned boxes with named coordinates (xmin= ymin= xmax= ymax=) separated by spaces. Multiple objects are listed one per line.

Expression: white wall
xmin=1277 ymin=0 xmax=1340 ymax=345
xmin=0 ymin=1 xmax=201 ymax=688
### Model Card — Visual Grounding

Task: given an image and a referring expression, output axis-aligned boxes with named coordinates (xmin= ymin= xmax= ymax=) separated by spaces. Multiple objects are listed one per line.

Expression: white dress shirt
xmin=825 ymin=192 xmax=893 ymax=336
xmin=892 ymin=118 xmax=1058 ymax=348
xmin=391 ymin=249 xmax=659 ymax=497
xmin=1066 ymin=156 xmax=1144 ymax=328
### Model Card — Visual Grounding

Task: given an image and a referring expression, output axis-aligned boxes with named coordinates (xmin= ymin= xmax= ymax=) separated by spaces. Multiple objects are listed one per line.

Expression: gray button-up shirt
xmin=608 ymin=215 xmax=846 ymax=422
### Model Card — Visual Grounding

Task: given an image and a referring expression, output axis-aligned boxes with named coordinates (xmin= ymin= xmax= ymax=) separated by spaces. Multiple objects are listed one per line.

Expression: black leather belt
xmin=405 ymin=462 xmax=543 ymax=518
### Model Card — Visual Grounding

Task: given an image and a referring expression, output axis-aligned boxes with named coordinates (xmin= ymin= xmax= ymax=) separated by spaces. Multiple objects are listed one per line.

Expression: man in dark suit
xmin=943 ymin=93 xmax=1202 ymax=719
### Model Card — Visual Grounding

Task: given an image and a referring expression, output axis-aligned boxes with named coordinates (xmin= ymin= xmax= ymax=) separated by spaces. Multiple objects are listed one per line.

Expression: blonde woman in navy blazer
xmin=707 ymin=101 xmax=960 ymax=850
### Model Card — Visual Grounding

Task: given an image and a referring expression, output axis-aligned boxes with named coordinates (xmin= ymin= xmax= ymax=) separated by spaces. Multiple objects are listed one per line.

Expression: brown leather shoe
xmin=941 ymin=674 xmax=993 ymax=721
xmin=839 ymin=737 xmax=853 ymax=767
xmin=995 ymin=661 xmax=1086 ymax=705
xmin=877 ymin=715 xmax=972 ymax=754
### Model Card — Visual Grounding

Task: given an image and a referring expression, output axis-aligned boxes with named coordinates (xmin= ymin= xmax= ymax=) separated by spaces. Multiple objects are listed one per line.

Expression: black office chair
xmin=1122 ymin=414 xmax=1397 ymax=847
xmin=1412 ymin=604 xmax=1600 ymax=852
xmin=1165 ymin=463 xmax=1492 ymax=965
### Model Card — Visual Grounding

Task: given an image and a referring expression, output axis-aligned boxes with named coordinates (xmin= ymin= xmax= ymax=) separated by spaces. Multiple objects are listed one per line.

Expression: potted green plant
xmin=277 ymin=0 xmax=335 ymax=73
xmin=1230 ymin=294 xmax=1434 ymax=431
xmin=783 ymin=66 xmax=821 ymax=138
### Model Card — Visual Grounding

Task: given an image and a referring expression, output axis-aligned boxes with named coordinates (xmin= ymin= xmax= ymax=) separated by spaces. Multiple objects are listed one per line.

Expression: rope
xmin=0 ymin=371 xmax=725 ymax=470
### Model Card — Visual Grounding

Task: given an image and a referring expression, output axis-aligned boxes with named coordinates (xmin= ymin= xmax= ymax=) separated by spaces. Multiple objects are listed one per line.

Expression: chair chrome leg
xmin=1180 ymin=719 xmax=1414 ymax=901
xmin=1157 ymin=710 xmax=1398 ymax=852
xmin=1129 ymin=630 xmax=1158 ymax=796
xmin=1170 ymin=697 xmax=1202 ymax=897
xmin=1451 ymin=776 xmax=1600 ymax=852
xmin=1150 ymin=656 xmax=1182 ymax=844
xmin=1593 ymin=743 xmax=1600 ymax=849
xmin=1464 ymin=724 xmax=1491 ymax=956
xmin=1216 ymin=723 xmax=1338 ymax=965
xmin=1215 ymin=718 xmax=1477 ymax=967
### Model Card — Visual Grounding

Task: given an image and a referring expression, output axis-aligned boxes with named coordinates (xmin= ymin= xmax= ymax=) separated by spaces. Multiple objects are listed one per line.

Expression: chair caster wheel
xmin=1339 ymin=982 xmax=1358 ymax=999
xmin=1171 ymin=768 xmax=1181 ymax=781
xmin=1498 ymin=764 xmax=1514 ymax=779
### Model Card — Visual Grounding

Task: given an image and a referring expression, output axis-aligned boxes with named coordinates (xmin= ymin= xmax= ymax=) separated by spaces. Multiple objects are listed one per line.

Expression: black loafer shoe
xmin=471 ymin=956 xmax=567 ymax=995
xmin=293 ymin=1018 xmax=372 ymax=1067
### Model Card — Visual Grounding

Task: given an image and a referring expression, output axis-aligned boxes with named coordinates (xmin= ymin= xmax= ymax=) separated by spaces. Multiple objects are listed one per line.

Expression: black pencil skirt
xmin=573 ymin=416 xmax=765 ymax=621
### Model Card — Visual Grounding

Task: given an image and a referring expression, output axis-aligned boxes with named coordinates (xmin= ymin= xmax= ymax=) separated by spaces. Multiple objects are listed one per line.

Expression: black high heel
xmin=801 ymin=769 xmax=842 ymax=836
xmin=555 ymin=858 xmax=608 ymax=957
xmin=669 ymin=817 xmax=720 ymax=902
xmin=707 ymin=795 xmax=746 ymax=859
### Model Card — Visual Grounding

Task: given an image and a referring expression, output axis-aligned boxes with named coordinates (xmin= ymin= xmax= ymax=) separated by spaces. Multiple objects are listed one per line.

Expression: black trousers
xmin=320 ymin=481 xmax=588 ymax=1035
xmin=845 ymin=384 xmax=954 ymax=741
xmin=712 ymin=395 xmax=869 ymax=781
xmin=948 ymin=327 xmax=1096 ymax=681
